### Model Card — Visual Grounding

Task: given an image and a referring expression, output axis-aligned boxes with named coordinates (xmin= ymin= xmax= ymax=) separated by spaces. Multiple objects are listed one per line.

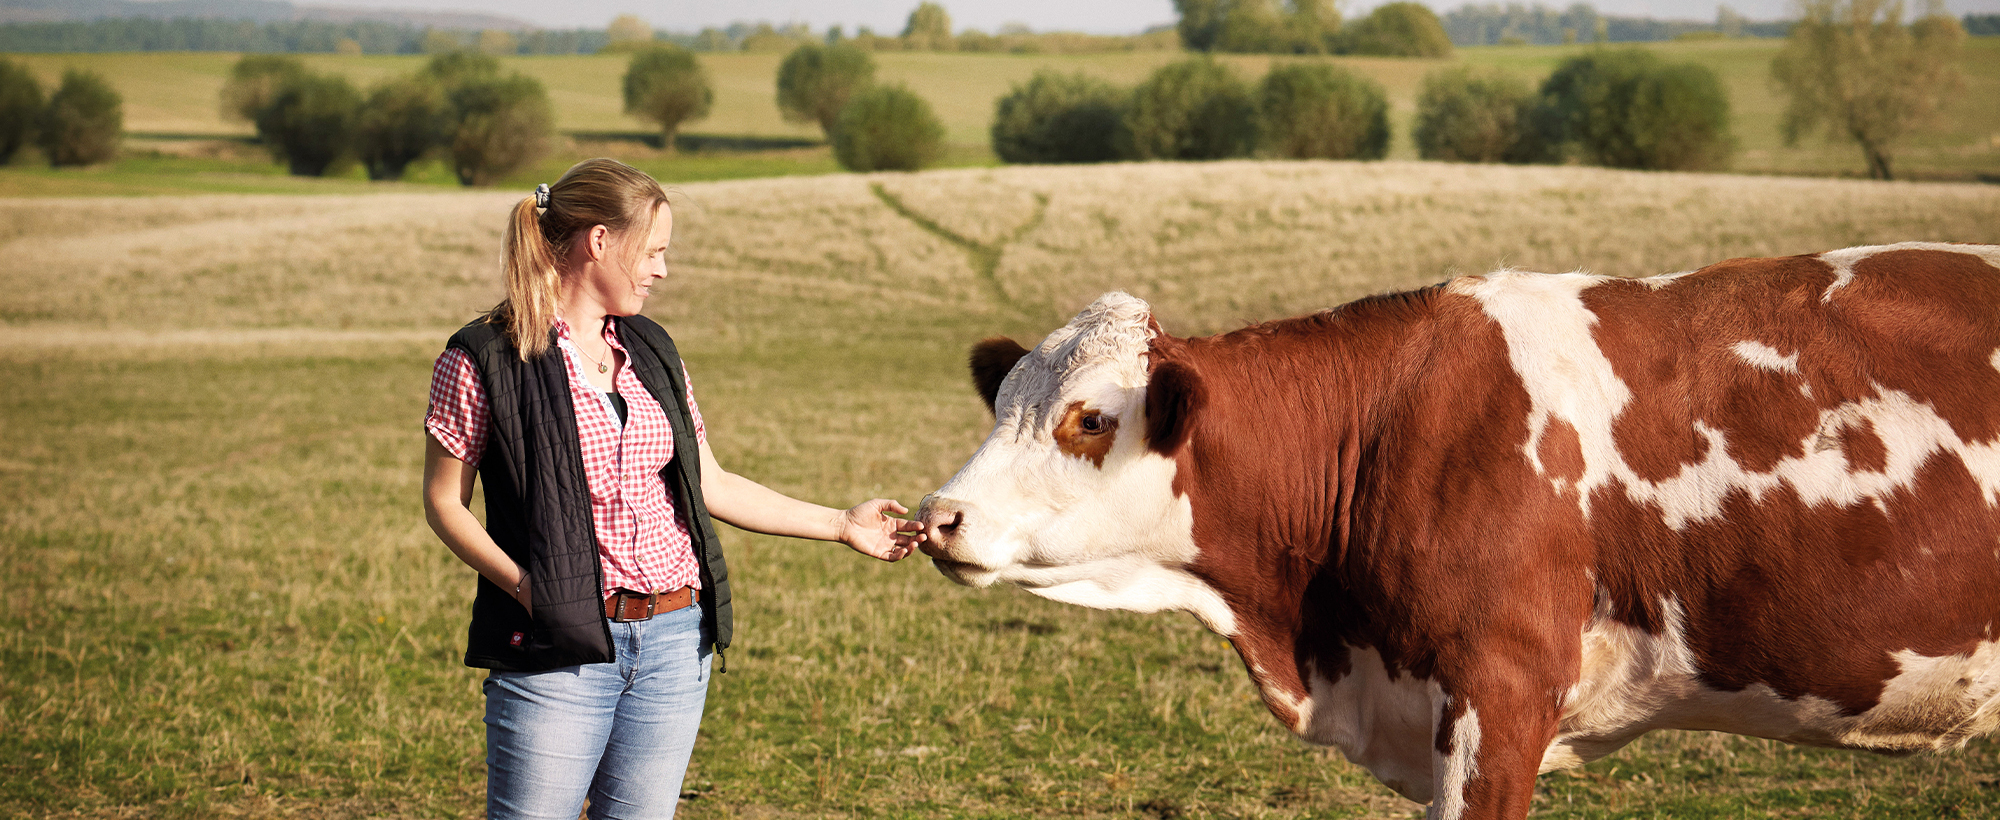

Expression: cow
xmin=916 ymin=242 xmax=2000 ymax=820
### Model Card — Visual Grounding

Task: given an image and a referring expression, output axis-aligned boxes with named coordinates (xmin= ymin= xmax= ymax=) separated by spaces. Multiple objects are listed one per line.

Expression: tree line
xmin=0 ymin=18 xmax=613 ymax=55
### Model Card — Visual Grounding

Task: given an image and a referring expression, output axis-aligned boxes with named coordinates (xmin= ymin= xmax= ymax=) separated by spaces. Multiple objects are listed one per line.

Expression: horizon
xmin=130 ymin=0 xmax=2000 ymax=35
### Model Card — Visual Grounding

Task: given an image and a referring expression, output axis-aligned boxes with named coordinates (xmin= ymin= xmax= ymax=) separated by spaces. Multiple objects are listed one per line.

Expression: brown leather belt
xmin=603 ymin=587 xmax=699 ymax=622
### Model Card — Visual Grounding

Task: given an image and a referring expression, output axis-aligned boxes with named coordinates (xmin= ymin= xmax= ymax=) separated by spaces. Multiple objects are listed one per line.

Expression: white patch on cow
xmin=925 ymin=292 xmax=1237 ymax=637
xmin=1732 ymin=340 xmax=1799 ymax=375
xmin=1434 ymin=704 xmax=1482 ymax=820
xmin=1453 ymin=266 xmax=2000 ymax=531
xmin=1991 ymin=347 xmax=2000 ymax=376
xmin=1548 ymin=594 xmax=2000 ymax=767
xmin=1818 ymin=242 xmax=2000 ymax=302
xmin=1285 ymin=647 xmax=1440 ymax=803
xmin=1448 ymin=271 xmax=1630 ymax=501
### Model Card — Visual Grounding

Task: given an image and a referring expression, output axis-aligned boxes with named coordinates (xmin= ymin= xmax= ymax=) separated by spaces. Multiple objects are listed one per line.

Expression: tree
xmin=622 ymin=46 xmax=711 ymax=151
xmin=0 ymin=59 xmax=44 ymax=164
xmin=1534 ymin=49 xmax=1733 ymax=171
xmin=38 ymin=69 xmax=122 ymax=167
xmin=1772 ymin=0 xmax=1964 ymax=180
xmin=1258 ymin=62 xmax=1388 ymax=160
xmin=256 ymin=71 xmax=362 ymax=176
xmin=832 ymin=83 xmax=945 ymax=171
xmin=1413 ymin=66 xmax=1543 ymax=163
xmin=605 ymin=14 xmax=652 ymax=51
xmin=421 ymin=51 xmax=501 ymax=86
xmin=776 ymin=42 xmax=876 ymax=137
xmin=477 ymin=29 xmax=517 ymax=56
xmin=357 ymin=75 xmax=446 ymax=180
xmin=903 ymin=2 xmax=954 ymax=50
xmin=219 ymin=54 xmax=306 ymax=131
xmin=1342 ymin=2 xmax=1453 ymax=57
xmin=446 ymin=72 xmax=554 ymax=186
xmin=991 ymin=70 xmax=1127 ymax=164
xmin=1125 ymin=58 xmax=1257 ymax=160
xmin=1174 ymin=0 xmax=1226 ymax=51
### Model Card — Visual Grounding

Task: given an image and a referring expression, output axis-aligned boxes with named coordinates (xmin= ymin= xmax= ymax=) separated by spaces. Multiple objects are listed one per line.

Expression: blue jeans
xmin=483 ymin=604 xmax=712 ymax=820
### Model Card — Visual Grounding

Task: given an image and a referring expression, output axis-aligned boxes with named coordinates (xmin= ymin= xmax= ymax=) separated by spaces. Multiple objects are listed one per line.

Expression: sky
xmin=294 ymin=0 xmax=2000 ymax=34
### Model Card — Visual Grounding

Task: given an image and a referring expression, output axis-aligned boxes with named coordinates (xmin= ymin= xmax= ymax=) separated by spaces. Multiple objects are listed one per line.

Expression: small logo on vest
xmin=510 ymin=631 xmax=526 ymax=648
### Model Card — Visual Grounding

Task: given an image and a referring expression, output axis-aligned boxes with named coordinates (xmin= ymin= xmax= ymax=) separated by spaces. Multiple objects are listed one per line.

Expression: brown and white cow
xmin=917 ymin=242 xmax=2000 ymax=820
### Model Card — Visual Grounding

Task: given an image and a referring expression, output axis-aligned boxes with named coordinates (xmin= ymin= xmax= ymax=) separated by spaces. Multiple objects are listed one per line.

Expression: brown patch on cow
xmin=1053 ymin=401 xmax=1118 ymax=467
xmin=1833 ymin=417 xmax=1889 ymax=474
xmin=1840 ymin=249 xmax=2000 ymax=444
xmin=1537 ymin=418 xmax=1586 ymax=486
xmin=969 ymin=336 xmax=1031 ymax=414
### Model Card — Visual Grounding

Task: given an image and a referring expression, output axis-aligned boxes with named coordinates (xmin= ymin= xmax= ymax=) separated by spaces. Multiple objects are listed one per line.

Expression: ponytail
xmin=495 ymin=195 xmax=564 ymax=359
xmin=488 ymin=158 xmax=670 ymax=361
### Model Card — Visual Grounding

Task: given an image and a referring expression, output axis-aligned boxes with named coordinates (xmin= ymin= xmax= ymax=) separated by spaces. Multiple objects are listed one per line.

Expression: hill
xmin=4 ymin=160 xmax=1999 ymax=820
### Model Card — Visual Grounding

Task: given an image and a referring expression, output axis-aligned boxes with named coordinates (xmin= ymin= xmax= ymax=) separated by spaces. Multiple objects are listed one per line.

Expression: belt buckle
xmin=609 ymin=591 xmax=653 ymax=623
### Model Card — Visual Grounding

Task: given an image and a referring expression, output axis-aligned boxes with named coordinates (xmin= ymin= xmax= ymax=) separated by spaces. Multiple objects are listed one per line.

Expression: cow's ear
xmin=969 ymin=337 xmax=1030 ymax=413
xmin=1145 ymin=358 xmax=1203 ymax=456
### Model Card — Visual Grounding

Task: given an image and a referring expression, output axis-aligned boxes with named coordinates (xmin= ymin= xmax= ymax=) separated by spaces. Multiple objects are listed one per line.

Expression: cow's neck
xmin=1170 ymin=290 xmax=1442 ymax=727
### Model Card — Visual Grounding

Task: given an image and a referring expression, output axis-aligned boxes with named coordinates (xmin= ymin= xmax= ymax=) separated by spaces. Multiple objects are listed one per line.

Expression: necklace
xmin=576 ymin=341 xmax=611 ymax=374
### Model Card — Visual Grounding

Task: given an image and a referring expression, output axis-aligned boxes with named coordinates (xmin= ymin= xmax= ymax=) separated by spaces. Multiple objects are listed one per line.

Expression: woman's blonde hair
xmin=492 ymin=158 xmax=669 ymax=360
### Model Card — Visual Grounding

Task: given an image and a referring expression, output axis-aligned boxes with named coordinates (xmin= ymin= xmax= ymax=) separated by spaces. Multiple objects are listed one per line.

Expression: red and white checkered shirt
xmin=426 ymin=317 xmax=708 ymax=597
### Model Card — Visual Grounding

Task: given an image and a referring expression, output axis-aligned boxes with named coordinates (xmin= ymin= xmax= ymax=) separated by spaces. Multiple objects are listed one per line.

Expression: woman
xmin=422 ymin=158 xmax=924 ymax=820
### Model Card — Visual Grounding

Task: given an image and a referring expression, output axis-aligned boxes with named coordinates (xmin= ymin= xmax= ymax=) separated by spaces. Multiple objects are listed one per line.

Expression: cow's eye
xmin=1079 ymin=413 xmax=1108 ymax=434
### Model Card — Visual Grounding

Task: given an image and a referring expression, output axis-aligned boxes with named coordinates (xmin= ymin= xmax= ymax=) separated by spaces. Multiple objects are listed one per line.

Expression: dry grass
xmin=4 ymin=161 xmax=2000 ymax=819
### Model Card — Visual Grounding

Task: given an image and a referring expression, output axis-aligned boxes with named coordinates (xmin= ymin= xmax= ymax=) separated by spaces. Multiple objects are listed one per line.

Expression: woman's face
xmin=577 ymin=204 xmax=673 ymax=317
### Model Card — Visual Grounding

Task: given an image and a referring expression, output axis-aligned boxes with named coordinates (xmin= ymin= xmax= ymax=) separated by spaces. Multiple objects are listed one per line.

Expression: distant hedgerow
xmin=39 ymin=69 xmax=122 ymax=167
xmin=833 ymin=83 xmax=945 ymax=172
xmin=991 ymin=70 xmax=1127 ymax=164
xmin=1257 ymin=62 xmax=1389 ymax=160
xmin=0 ymin=58 xmax=44 ymax=163
xmin=1534 ymin=49 xmax=1734 ymax=171
xmin=1125 ymin=57 xmax=1257 ymax=161
xmin=1413 ymin=66 xmax=1545 ymax=163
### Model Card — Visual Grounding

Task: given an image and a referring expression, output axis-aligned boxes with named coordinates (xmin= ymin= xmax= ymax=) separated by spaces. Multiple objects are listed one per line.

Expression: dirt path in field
xmin=868 ymin=181 xmax=1048 ymax=316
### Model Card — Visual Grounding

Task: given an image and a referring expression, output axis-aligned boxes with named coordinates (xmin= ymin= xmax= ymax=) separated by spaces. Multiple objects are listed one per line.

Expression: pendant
xmin=598 ymin=363 xmax=608 ymax=374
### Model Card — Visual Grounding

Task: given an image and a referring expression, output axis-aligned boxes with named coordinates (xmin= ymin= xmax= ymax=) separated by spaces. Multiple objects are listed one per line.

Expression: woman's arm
xmin=423 ymin=434 xmax=533 ymax=609
xmin=696 ymin=440 xmax=924 ymax=562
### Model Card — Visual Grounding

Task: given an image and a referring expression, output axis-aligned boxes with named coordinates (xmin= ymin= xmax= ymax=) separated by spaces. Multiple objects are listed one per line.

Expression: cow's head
xmin=918 ymin=293 xmax=1231 ymax=630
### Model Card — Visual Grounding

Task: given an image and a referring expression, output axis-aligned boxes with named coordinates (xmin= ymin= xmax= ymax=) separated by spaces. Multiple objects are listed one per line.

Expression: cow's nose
xmin=922 ymin=508 xmax=964 ymax=540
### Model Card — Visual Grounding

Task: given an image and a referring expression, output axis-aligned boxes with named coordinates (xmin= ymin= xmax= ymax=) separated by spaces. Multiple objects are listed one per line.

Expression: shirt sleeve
xmin=425 ymin=348 xmax=489 ymax=464
xmin=681 ymin=360 xmax=706 ymax=447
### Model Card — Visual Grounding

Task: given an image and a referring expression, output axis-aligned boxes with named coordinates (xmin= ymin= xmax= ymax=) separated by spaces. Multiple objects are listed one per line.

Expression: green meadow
xmin=2 ymin=37 xmax=1996 ymax=198
xmin=4 ymin=160 xmax=2000 ymax=818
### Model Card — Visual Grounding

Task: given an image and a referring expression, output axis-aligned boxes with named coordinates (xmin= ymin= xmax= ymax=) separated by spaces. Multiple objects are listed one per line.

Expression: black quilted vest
xmin=445 ymin=314 xmax=731 ymax=672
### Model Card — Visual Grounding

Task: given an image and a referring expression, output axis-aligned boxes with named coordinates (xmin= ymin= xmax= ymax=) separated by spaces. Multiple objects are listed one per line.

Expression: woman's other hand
xmin=837 ymin=499 xmax=927 ymax=562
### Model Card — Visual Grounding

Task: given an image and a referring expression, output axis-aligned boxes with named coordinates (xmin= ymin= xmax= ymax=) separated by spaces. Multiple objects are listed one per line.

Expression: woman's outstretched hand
xmin=837 ymin=499 xmax=927 ymax=562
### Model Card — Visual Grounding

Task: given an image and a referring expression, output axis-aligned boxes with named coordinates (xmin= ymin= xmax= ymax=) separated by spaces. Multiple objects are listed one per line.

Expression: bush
xmin=1341 ymin=2 xmax=1454 ymax=57
xmin=421 ymin=51 xmax=501 ymax=85
xmin=220 ymin=54 xmax=306 ymax=129
xmin=1413 ymin=66 xmax=1544 ymax=163
xmin=776 ymin=42 xmax=876 ymax=137
xmin=991 ymin=70 xmax=1127 ymax=164
xmin=0 ymin=58 xmax=43 ymax=164
xmin=255 ymin=72 xmax=361 ymax=176
xmin=1125 ymin=58 xmax=1257 ymax=160
xmin=1535 ymin=49 xmax=1732 ymax=171
xmin=1257 ymin=62 xmax=1388 ymax=160
xmin=357 ymin=75 xmax=447 ymax=181
xmin=832 ymin=83 xmax=945 ymax=172
xmin=622 ymin=45 xmax=711 ymax=150
xmin=38 ymin=70 xmax=122 ymax=167
xmin=902 ymin=2 xmax=954 ymax=51
xmin=446 ymin=73 xmax=554 ymax=186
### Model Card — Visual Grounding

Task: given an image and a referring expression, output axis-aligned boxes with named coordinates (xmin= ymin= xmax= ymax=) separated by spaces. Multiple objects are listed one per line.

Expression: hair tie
xmin=533 ymin=183 xmax=550 ymax=209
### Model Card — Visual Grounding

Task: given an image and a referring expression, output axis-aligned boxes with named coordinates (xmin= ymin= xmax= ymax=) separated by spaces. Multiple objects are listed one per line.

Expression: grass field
xmin=4 ymin=159 xmax=2000 ymax=819
xmin=2 ymin=37 xmax=1996 ymax=196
